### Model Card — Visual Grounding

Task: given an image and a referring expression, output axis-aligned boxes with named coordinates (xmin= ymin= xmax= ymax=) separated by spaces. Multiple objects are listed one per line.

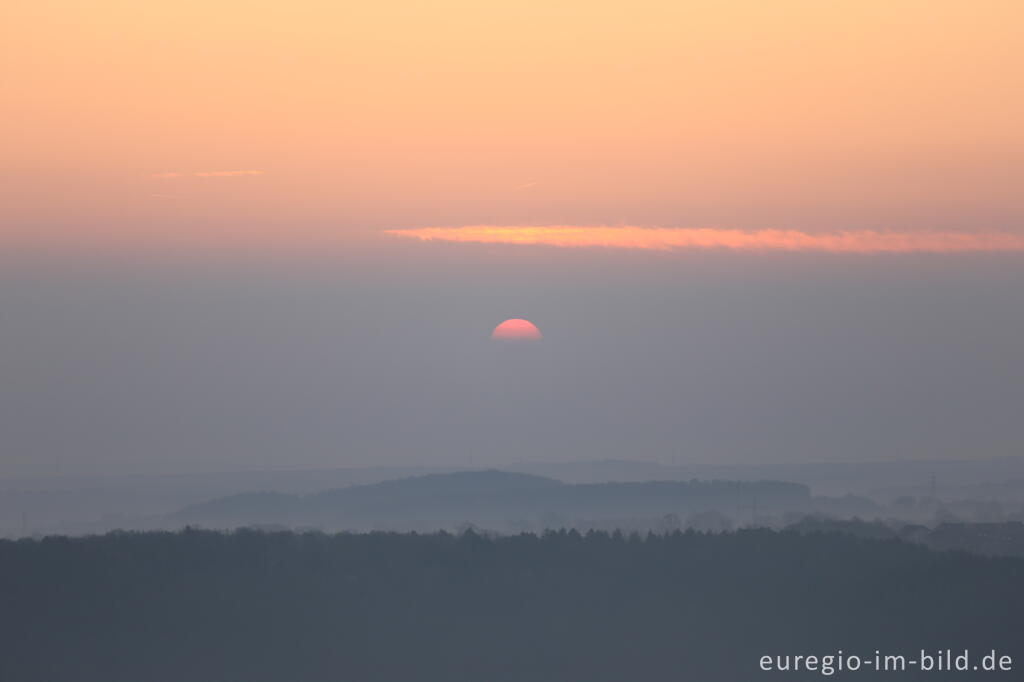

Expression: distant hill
xmin=7 ymin=456 xmax=1023 ymax=536
xmin=0 ymin=465 xmax=456 ymax=537
xmin=510 ymin=456 xmax=1024 ymax=499
xmin=171 ymin=470 xmax=810 ymax=531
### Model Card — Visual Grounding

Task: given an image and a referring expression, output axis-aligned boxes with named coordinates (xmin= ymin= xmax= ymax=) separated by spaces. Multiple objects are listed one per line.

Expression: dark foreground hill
xmin=171 ymin=470 xmax=810 ymax=531
xmin=1 ymin=529 xmax=1022 ymax=681
xmin=790 ymin=518 xmax=1024 ymax=558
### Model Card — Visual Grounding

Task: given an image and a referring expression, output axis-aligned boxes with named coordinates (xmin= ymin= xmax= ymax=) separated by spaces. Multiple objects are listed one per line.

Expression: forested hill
xmin=170 ymin=470 xmax=809 ymax=530
xmin=2 ymin=528 xmax=1021 ymax=681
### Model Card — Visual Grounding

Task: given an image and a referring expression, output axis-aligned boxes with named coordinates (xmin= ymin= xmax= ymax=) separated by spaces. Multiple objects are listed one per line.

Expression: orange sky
xmin=3 ymin=0 xmax=1023 ymax=254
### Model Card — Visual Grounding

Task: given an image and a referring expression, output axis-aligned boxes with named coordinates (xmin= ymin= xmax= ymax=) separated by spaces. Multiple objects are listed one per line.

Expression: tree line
xmin=1 ymin=527 xmax=1021 ymax=681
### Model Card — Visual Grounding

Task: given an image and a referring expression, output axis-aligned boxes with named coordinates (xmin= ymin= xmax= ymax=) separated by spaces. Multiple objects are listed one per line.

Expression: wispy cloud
xmin=191 ymin=170 xmax=264 ymax=177
xmin=387 ymin=226 xmax=1024 ymax=254
xmin=150 ymin=170 xmax=264 ymax=179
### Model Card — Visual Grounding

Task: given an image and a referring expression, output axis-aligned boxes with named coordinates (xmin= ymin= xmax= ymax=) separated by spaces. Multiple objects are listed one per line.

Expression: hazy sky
xmin=1 ymin=1 xmax=1022 ymax=475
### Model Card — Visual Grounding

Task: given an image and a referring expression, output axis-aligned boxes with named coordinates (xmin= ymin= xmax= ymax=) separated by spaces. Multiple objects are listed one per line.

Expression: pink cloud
xmin=387 ymin=225 xmax=1024 ymax=254
xmin=191 ymin=170 xmax=264 ymax=177
xmin=149 ymin=170 xmax=264 ymax=179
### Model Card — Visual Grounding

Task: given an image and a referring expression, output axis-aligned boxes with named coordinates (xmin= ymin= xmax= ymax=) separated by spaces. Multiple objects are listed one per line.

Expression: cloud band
xmin=150 ymin=170 xmax=264 ymax=179
xmin=386 ymin=226 xmax=1024 ymax=254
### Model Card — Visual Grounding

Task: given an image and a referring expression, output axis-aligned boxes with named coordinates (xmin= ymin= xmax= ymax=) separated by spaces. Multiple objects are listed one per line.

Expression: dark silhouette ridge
xmin=1 ymin=528 xmax=1022 ymax=681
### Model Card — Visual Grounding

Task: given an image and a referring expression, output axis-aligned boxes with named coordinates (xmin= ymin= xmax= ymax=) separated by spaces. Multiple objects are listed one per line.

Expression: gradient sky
xmin=3 ymin=0 xmax=1024 ymax=251
xmin=1 ymin=1 xmax=1022 ymax=476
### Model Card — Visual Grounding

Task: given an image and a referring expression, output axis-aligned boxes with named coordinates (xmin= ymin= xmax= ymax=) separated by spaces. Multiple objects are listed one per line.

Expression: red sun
xmin=491 ymin=318 xmax=542 ymax=341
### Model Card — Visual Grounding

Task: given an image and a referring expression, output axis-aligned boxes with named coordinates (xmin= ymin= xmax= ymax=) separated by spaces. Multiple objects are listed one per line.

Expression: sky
xmin=1 ymin=1 xmax=1022 ymax=476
